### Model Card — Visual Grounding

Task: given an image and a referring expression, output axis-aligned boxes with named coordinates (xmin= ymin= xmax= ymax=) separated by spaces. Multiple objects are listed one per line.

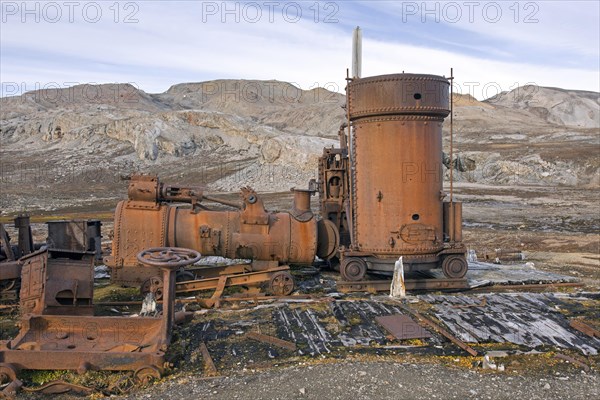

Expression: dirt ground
xmin=121 ymin=361 xmax=598 ymax=400
xmin=1 ymin=181 xmax=599 ymax=399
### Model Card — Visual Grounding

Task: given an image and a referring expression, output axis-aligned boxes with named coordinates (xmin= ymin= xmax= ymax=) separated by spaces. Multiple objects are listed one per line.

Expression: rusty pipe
xmin=202 ymin=195 xmax=242 ymax=209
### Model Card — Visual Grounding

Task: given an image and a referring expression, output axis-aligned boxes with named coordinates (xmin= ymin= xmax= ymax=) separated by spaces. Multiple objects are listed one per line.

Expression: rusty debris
xmin=247 ymin=331 xmax=297 ymax=352
xmin=569 ymin=319 xmax=600 ymax=338
xmin=338 ymin=278 xmax=469 ymax=293
xmin=375 ymin=314 xmax=433 ymax=340
xmin=0 ymin=247 xmax=201 ymax=395
xmin=470 ymin=282 xmax=584 ymax=293
xmin=0 ymin=223 xmax=15 ymax=261
xmin=47 ymin=220 xmax=102 ymax=259
xmin=398 ymin=304 xmax=478 ymax=356
xmin=0 ymin=219 xmax=27 ymax=304
xmin=21 ymin=380 xmax=94 ymax=395
xmin=482 ymin=248 xmax=524 ymax=263
xmin=199 ymin=342 xmax=218 ymax=376
xmin=554 ymin=353 xmax=591 ymax=372
xmin=19 ymin=249 xmax=95 ymax=315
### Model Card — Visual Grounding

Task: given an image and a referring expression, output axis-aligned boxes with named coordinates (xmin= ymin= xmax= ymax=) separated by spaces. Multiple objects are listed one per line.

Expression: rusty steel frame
xmin=19 ymin=249 xmax=95 ymax=316
xmin=135 ymin=258 xmax=295 ymax=308
xmin=46 ymin=220 xmax=103 ymax=259
xmin=0 ymin=314 xmax=167 ymax=371
xmin=0 ymin=247 xmax=200 ymax=393
xmin=337 ymin=278 xmax=469 ymax=293
xmin=175 ymin=266 xmax=292 ymax=294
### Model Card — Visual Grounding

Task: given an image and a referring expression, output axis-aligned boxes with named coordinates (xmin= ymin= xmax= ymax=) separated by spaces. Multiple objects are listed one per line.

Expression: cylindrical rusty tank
xmin=339 ymin=73 xmax=466 ymax=280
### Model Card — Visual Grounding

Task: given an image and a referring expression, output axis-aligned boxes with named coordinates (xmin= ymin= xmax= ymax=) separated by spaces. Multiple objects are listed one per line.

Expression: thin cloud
xmin=1 ymin=1 xmax=598 ymax=98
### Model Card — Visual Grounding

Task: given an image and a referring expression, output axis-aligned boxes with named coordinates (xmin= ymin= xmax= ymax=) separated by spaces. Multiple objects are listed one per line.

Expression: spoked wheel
xmin=441 ymin=254 xmax=468 ymax=279
xmin=137 ymin=247 xmax=201 ymax=269
xmin=0 ymin=363 xmax=20 ymax=396
xmin=340 ymin=257 xmax=367 ymax=281
xmin=268 ymin=271 xmax=295 ymax=296
xmin=134 ymin=365 xmax=161 ymax=385
xmin=0 ymin=363 xmax=18 ymax=385
xmin=140 ymin=276 xmax=164 ymax=300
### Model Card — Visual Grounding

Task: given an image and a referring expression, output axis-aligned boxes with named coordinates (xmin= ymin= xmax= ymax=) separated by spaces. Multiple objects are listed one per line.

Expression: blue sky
xmin=1 ymin=1 xmax=599 ymax=99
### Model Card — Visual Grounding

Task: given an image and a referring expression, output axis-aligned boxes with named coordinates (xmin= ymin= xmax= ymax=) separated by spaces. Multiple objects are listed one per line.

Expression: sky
xmin=1 ymin=1 xmax=599 ymax=99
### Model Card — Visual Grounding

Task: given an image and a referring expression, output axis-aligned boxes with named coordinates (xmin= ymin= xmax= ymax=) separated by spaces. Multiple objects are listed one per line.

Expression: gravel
xmin=123 ymin=361 xmax=599 ymax=400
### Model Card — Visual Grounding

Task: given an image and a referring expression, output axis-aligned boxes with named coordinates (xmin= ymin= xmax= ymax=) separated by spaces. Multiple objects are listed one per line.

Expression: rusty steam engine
xmin=319 ymin=73 xmax=467 ymax=281
xmin=104 ymin=72 xmax=467 ymax=285
xmin=104 ymin=175 xmax=339 ymax=290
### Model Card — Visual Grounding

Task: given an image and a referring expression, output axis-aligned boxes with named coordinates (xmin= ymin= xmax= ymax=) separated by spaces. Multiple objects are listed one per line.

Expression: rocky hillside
xmin=0 ymin=80 xmax=598 ymax=214
xmin=446 ymin=87 xmax=599 ymax=187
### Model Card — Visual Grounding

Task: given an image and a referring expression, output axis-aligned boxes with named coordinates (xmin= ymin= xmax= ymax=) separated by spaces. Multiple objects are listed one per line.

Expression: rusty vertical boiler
xmin=335 ymin=73 xmax=467 ymax=280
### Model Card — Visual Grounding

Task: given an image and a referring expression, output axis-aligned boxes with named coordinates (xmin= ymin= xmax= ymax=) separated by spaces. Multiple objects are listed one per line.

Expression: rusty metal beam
xmin=554 ymin=353 xmax=590 ymax=372
xmin=470 ymin=282 xmax=583 ymax=293
xmin=175 ymin=266 xmax=291 ymax=294
xmin=21 ymin=380 xmax=94 ymax=395
xmin=199 ymin=342 xmax=218 ymax=376
xmin=0 ymin=223 xmax=15 ymax=261
xmin=570 ymin=319 xmax=600 ymax=338
xmin=0 ymin=261 xmax=21 ymax=281
xmin=338 ymin=278 xmax=469 ymax=293
xmin=246 ymin=332 xmax=297 ymax=351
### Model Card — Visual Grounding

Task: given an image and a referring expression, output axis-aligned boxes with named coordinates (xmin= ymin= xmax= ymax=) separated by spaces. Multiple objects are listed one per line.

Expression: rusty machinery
xmin=0 ymin=247 xmax=200 ymax=395
xmin=104 ymin=175 xmax=339 ymax=294
xmin=317 ymin=73 xmax=467 ymax=281
xmin=0 ymin=217 xmax=102 ymax=303
xmin=105 ymin=75 xmax=467 ymax=286
xmin=0 ymin=216 xmax=35 ymax=302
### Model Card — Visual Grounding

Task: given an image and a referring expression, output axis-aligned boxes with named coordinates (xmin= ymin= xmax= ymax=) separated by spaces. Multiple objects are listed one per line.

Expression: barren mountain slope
xmin=0 ymin=81 xmax=598 ymax=216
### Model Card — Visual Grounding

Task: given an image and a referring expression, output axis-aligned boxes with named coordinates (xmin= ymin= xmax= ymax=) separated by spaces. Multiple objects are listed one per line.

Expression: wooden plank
xmin=199 ymin=342 xmax=218 ymax=376
xmin=246 ymin=331 xmax=297 ymax=351
xmin=570 ymin=319 xmax=600 ymax=338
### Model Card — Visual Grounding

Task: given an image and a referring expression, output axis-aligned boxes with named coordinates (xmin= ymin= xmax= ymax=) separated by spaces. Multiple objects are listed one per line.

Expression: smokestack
xmin=352 ymin=26 xmax=362 ymax=79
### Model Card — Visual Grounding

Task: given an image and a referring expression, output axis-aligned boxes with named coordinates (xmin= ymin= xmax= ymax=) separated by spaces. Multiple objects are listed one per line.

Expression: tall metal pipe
xmin=352 ymin=26 xmax=362 ymax=79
